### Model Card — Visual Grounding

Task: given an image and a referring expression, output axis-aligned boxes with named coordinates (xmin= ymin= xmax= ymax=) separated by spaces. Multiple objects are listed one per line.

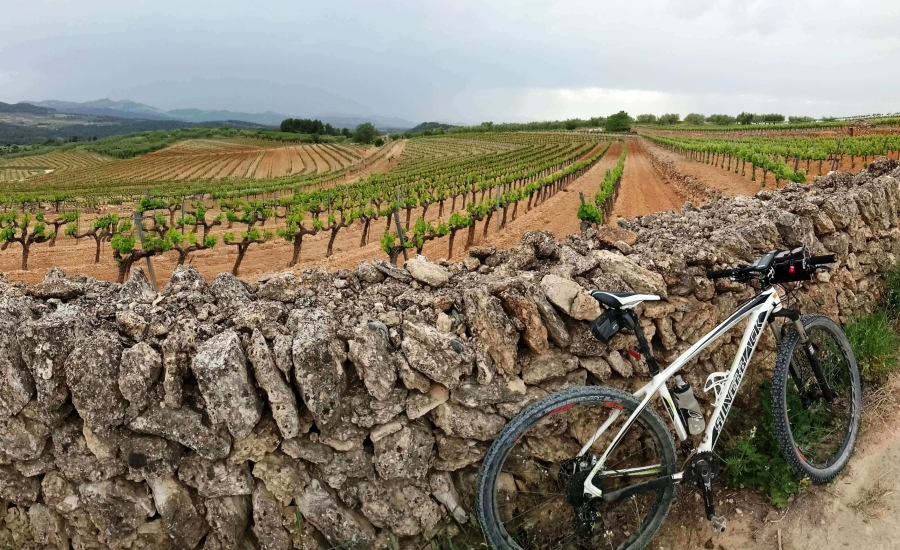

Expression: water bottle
xmin=672 ymin=375 xmax=706 ymax=435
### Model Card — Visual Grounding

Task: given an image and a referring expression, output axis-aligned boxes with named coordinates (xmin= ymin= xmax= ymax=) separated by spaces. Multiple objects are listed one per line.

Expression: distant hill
xmin=0 ymin=101 xmax=55 ymax=115
xmin=168 ymin=108 xmax=288 ymax=126
xmin=408 ymin=121 xmax=457 ymax=133
xmin=26 ymin=98 xmax=174 ymax=120
xmin=20 ymin=100 xmax=417 ymax=131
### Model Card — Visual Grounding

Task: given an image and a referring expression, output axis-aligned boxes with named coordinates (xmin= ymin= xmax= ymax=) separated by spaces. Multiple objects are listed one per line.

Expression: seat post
xmin=624 ymin=310 xmax=660 ymax=376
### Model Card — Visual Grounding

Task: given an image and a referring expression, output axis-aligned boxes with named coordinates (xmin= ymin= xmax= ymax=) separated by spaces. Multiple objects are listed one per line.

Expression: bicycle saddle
xmin=590 ymin=290 xmax=660 ymax=309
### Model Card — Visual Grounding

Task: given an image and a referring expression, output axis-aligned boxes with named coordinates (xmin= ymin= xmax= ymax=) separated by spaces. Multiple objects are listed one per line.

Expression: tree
xmin=374 ymin=138 xmax=384 ymax=147
xmin=683 ymin=113 xmax=705 ymax=125
xmin=222 ymin=201 xmax=273 ymax=275
xmin=707 ymin=114 xmax=736 ymax=125
xmin=70 ymin=213 xmax=122 ymax=263
xmin=353 ymin=123 xmax=379 ymax=144
xmin=0 ymin=211 xmax=75 ymax=270
xmin=636 ymin=114 xmax=658 ymax=124
xmin=736 ymin=112 xmax=755 ymax=125
xmin=277 ymin=206 xmax=323 ymax=266
xmin=658 ymin=113 xmax=681 ymax=125
xmin=788 ymin=116 xmax=815 ymax=123
xmin=110 ymin=219 xmax=173 ymax=283
xmin=756 ymin=113 xmax=785 ymax=124
xmin=604 ymin=111 xmax=632 ymax=133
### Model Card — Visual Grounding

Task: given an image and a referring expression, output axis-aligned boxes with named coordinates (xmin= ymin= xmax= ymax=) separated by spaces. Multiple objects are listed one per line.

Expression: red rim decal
xmin=549 ymin=404 xmax=575 ymax=415
xmin=627 ymin=350 xmax=641 ymax=359
xmin=797 ymin=447 xmax=806 ymax=462
xmin=603 ymin=401 xmax=624 ymax=410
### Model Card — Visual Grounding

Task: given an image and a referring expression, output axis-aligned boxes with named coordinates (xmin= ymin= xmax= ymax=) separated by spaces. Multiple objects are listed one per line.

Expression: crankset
xmin=683 ymin=452 xmax=726 ymax=532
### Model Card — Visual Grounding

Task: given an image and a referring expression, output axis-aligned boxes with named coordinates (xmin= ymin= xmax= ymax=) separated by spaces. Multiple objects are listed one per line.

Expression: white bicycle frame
xmin=582 ymin=287 xmax=782 ymax=499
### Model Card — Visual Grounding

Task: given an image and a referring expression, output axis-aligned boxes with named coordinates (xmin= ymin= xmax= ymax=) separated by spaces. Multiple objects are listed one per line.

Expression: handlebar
xmin=808 ymin=254 xmax=837 ymax=266
xmin=706 ymin=252 xmax=837 ymax=282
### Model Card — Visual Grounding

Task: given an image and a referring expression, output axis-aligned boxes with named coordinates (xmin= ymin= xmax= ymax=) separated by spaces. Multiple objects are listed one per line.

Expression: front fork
xmin=769 ymin=311 xmax=835 ymax=404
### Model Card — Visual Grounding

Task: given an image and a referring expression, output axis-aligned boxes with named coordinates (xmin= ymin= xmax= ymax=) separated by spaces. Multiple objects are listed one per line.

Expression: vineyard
xmin=643 ymin=133 xmax=900 ymax=187
xmin=0 ymin=132 xmax=618 ymax=283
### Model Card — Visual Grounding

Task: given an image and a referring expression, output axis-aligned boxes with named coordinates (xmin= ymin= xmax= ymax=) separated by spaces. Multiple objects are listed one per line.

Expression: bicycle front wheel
xmin=476 ymin=386 xmax=678 ymax=550
xmin=772 ymin=314 xmax=861 ymax=482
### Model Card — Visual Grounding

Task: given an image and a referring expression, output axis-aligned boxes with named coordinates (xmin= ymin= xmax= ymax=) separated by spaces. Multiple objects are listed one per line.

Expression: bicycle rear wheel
xmin=476 ymin=386 xmax=678 ymax=550
xmin=772 ymin=314 xmax=861 ymax=482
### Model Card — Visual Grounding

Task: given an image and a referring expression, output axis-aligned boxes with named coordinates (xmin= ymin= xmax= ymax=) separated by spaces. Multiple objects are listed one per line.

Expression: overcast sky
xmin=1 ymin=0 xmax=898 ymax=123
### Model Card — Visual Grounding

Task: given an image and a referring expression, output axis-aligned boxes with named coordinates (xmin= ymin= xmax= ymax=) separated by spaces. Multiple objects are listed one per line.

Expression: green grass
xmin=720 ymin=382 xmax=802 ymax=508
xmin=845 ymin=310 xmax=900 ymax=384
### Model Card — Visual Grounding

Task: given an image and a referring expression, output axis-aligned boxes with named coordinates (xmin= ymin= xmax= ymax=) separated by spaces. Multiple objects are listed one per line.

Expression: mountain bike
xmin=476 ymin=246 xmax=861 ymax=549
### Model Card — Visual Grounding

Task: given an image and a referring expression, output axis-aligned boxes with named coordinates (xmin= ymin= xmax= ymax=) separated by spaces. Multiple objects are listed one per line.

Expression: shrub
xmin=882 ymin=263 xmax=900 ymax=316
xmin=374 ymin=138 xmax=384 ymax=147
xmin=721 ymin=383 xmax=802 ymax=508
xmin=845 ymin=310 xmax=899 ymax=384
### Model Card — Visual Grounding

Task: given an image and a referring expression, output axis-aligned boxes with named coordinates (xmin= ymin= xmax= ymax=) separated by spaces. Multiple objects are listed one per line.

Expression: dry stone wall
xmin=1 ymin=159 xmax=900 ymax=549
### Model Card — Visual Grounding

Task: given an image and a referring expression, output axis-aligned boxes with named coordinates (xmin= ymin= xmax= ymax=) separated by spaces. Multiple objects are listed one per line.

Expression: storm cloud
xmin=1 ymin=0 xmax=898 ymax=123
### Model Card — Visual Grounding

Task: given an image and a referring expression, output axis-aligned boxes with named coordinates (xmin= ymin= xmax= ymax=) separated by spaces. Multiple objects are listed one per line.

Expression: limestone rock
xmin=28 ymin=274 xmax=84 ymax=300
xmin=431 ymin=402 xmax=505 ymax=441
xmin=0 ymin=318 xmax=32 ymax=419
xmin=119 ymin=342 xmax=162 ymax=417
xmin=405 ymin=255 xmax=450 ymax=287
xmin=252 ymin=482 xmax=291 ymax=550
xmin=20 ymin=303 xmax=84 ymax=412
xmin=433 ymin=434 xmax=487 ymax=471
xmin=295 ymin=479 xmax=376 ymax=547
xmin=0 ymin=414 xmax=49 ymax=461
xmin=348 ymin=320 xmax=398 ymax=401
xmin=246 ymin=330 xmax=300 ymax=439
xmin=540 ymin=274 xmax=602 ymax=321
xmin=527 ymin=285 xmax=570 ymax=347
xmin=252 ymin=451 xmax=310 ymax=505
xmin=52 ymin=417 xmax=125 ymax=482
xmin=165 ymin=264 xmax=207 ymax=294
xmin=79 ymin=478 xmax=156 ymax=548
xmin=595 ymin=225 xmax=639 ymax=247
xmin=149 ymin=474 xmax=209 ymax=550
xmin=208 ymin=273 xmax=253 ymax=311
xmin=64 ymin=331 xmax=126 ymax=435
xmin=499 ymin=289 xmax=549 ymax=355
xmin=463 ymin=288 xmax=519 ymax=375
xmin=401 ymin=321 xmax=474 ymax=389
xmin=0 ymin=465 xmax=41 ymax=505
xmin=356 ymin=480 xmax=444 ymax=537
xmin=28 ymin=503 xmax=69 ymax=549
xmin=290 ymin=308 xmax=347 ymax=427
xmin=233 ymin=301 xmax=288 ymax=339
xmin=256 ymin=271 xmax=304 ymax=303
xmin=407 ymin=384 xmax=450 ymax=420
xmin=357 ymin=261 xmax=385 ymax=283
xmin=179 ymin=457 xmax=253 ymax=498
xmin=191 ymin=330 xmax=262 ymax=439
xmin=593 ymin=250 xmax=668 ymax=298
xmin=272 ymin=334 xmax=293 ymax=375
xmin=205 ymin=495 xmax=251 ymax=550
xmin=129 ymin=404 xmax=231 ymax=461
xmin=579 ymin=356 xmax=612 ymax=380
xmin=522 ymin=347 xmax=579 ymax=385
xmin=372 ymin=258 xmax=413 ymax=283
xmin=281 ymin=436 xmax=335 ymax=465
xmin=121 ymin=435 xmax=184 ymax=481
xmin=227 ymin=418 xmax=281 ymax=465
xmin=373 ymin=423 xmax=434 ymax=481
xmin=606 ymin=350 xmax=633 ymax=378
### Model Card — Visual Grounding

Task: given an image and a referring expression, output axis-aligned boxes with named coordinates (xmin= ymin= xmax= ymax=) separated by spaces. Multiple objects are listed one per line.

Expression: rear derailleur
xmin=683 ymin=452 xmax=726 ymax=532
xmin=560 ymin=456 xmax=604 ymax=539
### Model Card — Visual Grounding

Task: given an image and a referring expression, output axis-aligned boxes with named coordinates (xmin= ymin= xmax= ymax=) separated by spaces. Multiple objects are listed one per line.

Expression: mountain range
xmin=23 ymin=99 xmax=418 ymax=130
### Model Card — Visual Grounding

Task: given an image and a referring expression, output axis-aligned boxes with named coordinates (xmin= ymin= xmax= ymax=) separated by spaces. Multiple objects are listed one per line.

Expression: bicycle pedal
xmin=710 ymin=515 xmax=726 ymax=533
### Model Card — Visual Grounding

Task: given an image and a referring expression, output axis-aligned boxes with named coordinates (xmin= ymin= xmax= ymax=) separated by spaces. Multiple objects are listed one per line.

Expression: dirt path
xmin=610 ymin=139 xmax=682 ymax=220
xmin=656 ymin=376 xmax=900 ymax=550
xmin=470 ymin=142 xmax=625 ymax=253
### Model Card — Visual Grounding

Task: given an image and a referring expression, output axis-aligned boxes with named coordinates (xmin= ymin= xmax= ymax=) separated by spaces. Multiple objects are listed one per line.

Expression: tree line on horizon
xmin=635 ymin=112 xmax=822 ymax=126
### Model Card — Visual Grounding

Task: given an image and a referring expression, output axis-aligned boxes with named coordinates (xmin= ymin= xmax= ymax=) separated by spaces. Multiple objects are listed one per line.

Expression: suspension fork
xmin=770 ymin=309 xmax=835 ymax=403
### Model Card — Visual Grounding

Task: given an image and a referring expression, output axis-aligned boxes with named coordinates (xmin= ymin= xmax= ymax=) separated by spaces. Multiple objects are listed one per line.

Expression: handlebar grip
xmin=706 ymin=268 xmax=736 ymax=280
xmin=809 ymin=254 xmax=837 ymax=266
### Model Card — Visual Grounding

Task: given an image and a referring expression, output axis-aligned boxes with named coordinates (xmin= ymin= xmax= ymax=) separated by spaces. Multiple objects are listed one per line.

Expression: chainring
xmin=682 ymin=451 xmax=721 ymax=490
